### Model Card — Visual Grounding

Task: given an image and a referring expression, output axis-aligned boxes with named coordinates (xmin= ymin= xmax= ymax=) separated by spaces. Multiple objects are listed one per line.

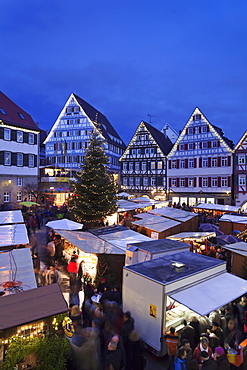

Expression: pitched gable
xmin=235 ymin=130 xmax=247 ymax=152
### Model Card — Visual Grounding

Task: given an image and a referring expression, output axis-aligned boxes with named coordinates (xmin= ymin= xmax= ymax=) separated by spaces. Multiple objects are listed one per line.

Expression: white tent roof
xmin=169 ymin=272 xmax=247 ymax=316
xmin=223 ymin=242 xmax=247 ymax=257
xmin=0 ymin=224 xmax=29 ymax=248
xmin=116 ymin=192 xmax=134 ymax=198
xmin=0 ymin=210 xmax=24 ymax=225
xmin=167 ymin=232 xmax=215 ymax=241
xmin=97 ymin=229 xmax=152 ymax=250
xmin=0 ymin=248 xmax=37 ymax=296
xmin=54 ymin=230 xmax=126 ymax=255
xmin=117 ymin=199 xmax=141 ymax=212
xmin=196 ymin=203 xmax=240 ymax=213
xmin=46 ymin=218 xmax=83 ymax=230
xmin=132 ymin=214 xmax=181 ymax=233
xmin=220 ymin=214 xmax=247 ymax=224
xmin=149 ymin=207 xmax=196 ymax=222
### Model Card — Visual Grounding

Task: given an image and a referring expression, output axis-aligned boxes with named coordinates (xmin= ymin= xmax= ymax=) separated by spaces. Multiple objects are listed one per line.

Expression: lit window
xmin=158 ymin=161 xmax=163 ymax=169
xmin=151 ymin=178 xmax=156 ymax=186
xmin=18 ymin=113 xmax=25 ymax=120
xmin=17 ymin=131 xmax=23 ymax=142
xmin=171 ymin=178 xmax=177 ymax=187
xmin=188 ymin=178 xmax=194 ymax=187
xmin=17 ymin=153 xmax=23 ymax=166
xmin=151 ymin=161 xmax=156 ymax=169
xmin=180 ymin=178 xmax=185 ymax=187
xmin=221 ymin=157 xmax=227 ymax=166
xmin=202 ymin=177 xmax=208 ymax=187
xmin=239 ymin=176 xmax=246 ymax=185
xmin=4 ymin=192 xmax=10 ymax=202
xmin=28 ymin=154 xmax=34 ymax=167
xmin=180 ymin=159 xmax=185 ymax=169
xmin=17 ymin=191 xmax=22 ymax=202
xmin=4 ymin=152 xmax=11 ymax=165
xmin=4 ymin=128 xmax=10 ymax=140
xmin=28 ymin=193 xmax=33 ymax=201
xmin=221 ymin=177 xmax=227 ymax=187
xmin=238 ymin=155 xmax=245 ymax=164
xmin=17 ymin=177 xmax=22 ymax=186
xmin=212 ymin=177 xmax=218 ymax=187
xmin=202 ymin=158 xmax=208 ymax=167
xmin=212 ymin=158 xmax=217 ymax=167
xmin=189 ymin=159 xmax=194 ymax=168
xmin=171 ymin=160 xmax=177 ymax=169
xmin=142 ymin=162 xmax=147 ymax=171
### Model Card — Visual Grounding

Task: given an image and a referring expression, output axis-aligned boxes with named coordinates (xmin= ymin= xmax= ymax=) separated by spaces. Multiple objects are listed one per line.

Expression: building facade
xmin=167 ymin=108 xmax=234 ymax=206
xmin=234 ymin=131 xmax=247 ymax=210
xmin=120 ymin=121 xmax=173 ymax=196
xmin=0 ymin=91 xmax=40 ymax=209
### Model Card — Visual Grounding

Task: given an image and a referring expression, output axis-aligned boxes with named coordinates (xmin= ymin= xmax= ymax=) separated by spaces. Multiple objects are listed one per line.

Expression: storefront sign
xmin=150 ymin=304 xmax=157 ymax=318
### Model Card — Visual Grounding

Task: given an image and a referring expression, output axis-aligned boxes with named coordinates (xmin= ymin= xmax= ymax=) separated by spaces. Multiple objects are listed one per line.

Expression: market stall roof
xmin=169 ymin=272 xmax=247 ymax=316
xmin=0 ymin=284 xmax=68 ymax=330
xmin=222 ymin=242 xmax=247 ymax=257
xmin=131 ymin=197 xmax=164 ymax=206
xmin=167 ymin=232 xmax=215 ymax=241
xmin=0 ymin=210 xmax=24 ymax=225
xmin=115 ymin=192 xmax=134 ymax=198
xmin=127 ymin=238 xmax=190 ymax=254
xmin=54 ymin=230 xmax=126 ymax=254
xmin=46 ymin=218 xmax=83 ymax=230
xmin=0 ymin=248 xmax=37 ymax=296
xmin=117 ymin=199 xmax=141 ymax=212
xmin=132 ymin=218 xmax=181 ymax=233
xmin=195 ymin=203 xmax=240 ymax=213
xmin=0 ymin=224 xmax=29 ymax=249
xmin=198 ymin=223 xmax=224 ymax=236
xmin=219 ymin=214 xmax=247 ymax=223
xmin=149 ymin=207 xmax=197 ymax=222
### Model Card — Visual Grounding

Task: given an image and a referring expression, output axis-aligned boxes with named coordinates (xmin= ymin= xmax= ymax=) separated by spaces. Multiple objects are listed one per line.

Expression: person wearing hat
xmin=207 ymin=322 xmax=224 ymax=350
xmin=213 ymin=347 xmax=230 ymax=370
xmin=193 ymin=337 xmax=213 ymax=364
xmin=200 ymin=351 xmax=217 ymax=369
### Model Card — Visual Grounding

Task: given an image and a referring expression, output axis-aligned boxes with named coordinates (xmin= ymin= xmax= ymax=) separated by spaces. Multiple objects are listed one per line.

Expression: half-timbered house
xmin=234 ymin=131 xmax=247 ymax=210
xmin=120 ymin=121 xmax=173 ymax=196
xmin=167 ymin=108 xmax=234 ymax=206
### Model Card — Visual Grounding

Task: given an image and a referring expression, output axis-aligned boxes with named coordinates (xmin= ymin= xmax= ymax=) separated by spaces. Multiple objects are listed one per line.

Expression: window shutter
xmin=194 ymin=177 xmax=197 ymax=187
xmin=176 ymin=178 xmax=180 ymax=187
xmin=185 ymin=159 xmax=188 ymax=168
xmin=199 ymin=177 xmax=202 ymax=187
xmin=199 ymin=158 xmax=202 ymax=168
xmin=235 ymin=155 xmax=238 ymax=164
xmin=23 ymin=132 xmax=28 ymax=143
xmin=207 ymin=125 xmax=210 ymax=132
xmin=23 ymin=154 xmax=28 ymax=166
xmin=208 ymin=177 xmax=211 ymax=187
xmin=218 ymin=157 xmax=221 ymax=167
xmin=176 ymin=159 xmax=180 ymax=169
xmin=11 ymin=153 xmax=17 ymax=166
xmin=227 ymin=156 xmax=231 ymax=166
xmin=141 ymin=148 xmax=145 ymax=154
xmin=186 ymin=128 xmax=188 ymax=135
xmin=193 ymin=127 xmax=196 ymax=134
xmin=199 ymin=142 xmax=202 ymax=149
xmin=193 ymin=143 xmax=196 ymax=149
xmin=185 ymin=178 xmax=188 ymax=187
xmin=11 ymin=130 xmax=17 ymax=141
xmin=157 ymin=177 xmax=162 ymax=186
xmin=168 ymin=160 xmax=171 ymax=169
xmin=208 ymin=157 xmax=211 ymax=167
xmin=235 ymin=177 xmax=238 ymax=186
xmin=184 ymin=144 xmax=188 ymax=150
xmin=34 ymin=134 xmax=37 ymax=145
xmin=0 ymin=128 xmax=4 ymax=139
xmin=217 ymin=140 xmax=220 ymax=147
xmin=208 ymin=141 xmax=211 ymax=148
xmin=34 ymin=155 xmax=37 ymax=167
xmin=218 ymin=177 xmax=221 ymax=187
xmin=198 ymin=126 xmax=201 ymax=134
xmin=169 ymin=178 xmax=172 ymax=187
xmin=0 ymin=151 xmax=4 ymax=165
xmin=194 ymin=158 xmax=197 ymax=168
xmin=228 ymin=177 xmax=231 ymax=187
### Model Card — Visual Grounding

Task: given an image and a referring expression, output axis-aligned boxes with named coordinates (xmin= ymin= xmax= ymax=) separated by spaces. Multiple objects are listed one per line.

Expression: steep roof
xmin=211 ymin=124 xmax=234 ymax=149
xmin=0 ymin=91 xmax=39 ymax=131
xmin=144 ymin=121 xmax=173 ymax=155
xmin=74 ymin=94 xmax=125 ymax=148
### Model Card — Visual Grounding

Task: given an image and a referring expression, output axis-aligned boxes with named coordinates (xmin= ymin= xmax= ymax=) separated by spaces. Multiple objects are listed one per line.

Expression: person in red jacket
xmin=193 ymin=336 xmax=212 ymax=365
xmin=164 ymin=327 xmax=179 ymax=370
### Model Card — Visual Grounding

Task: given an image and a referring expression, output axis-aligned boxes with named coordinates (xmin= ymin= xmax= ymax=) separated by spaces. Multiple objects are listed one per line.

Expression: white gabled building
xmin=234 ymin=131 xmax=247 ymax=210
xmin=0 ymin=91 xmax=40 ymax=209
xmin=167 ymin=107 xmax=234 ymax=207
xmin=161 ymin=123 xmax=179 ymax=144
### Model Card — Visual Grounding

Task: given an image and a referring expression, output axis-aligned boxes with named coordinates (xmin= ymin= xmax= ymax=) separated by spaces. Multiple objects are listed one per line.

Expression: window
xmin=151 ymin=161 xmax=156 ymax=169
xmin=28 ymin=154 xmax=34 ymax=167
xmin=17 ymin=131 xmax=23 ymax=142
xmin=135 ymin=178 xmax=140 ymax=186
xmin=129 ymin=177 xmax=134 ymax=186
xmin=123 ymin=163 xmax=128 ymax=170
xmin=180 ymin=159 xmax=185 ymax=168
xmin=137 ymin=149 xmax=141 ymax=155
xmin=239 ymin=176 xmax=246 ymax=185
xmin=212 ymin=141 xmax=217 ymax=148
xmin=142 ymin=162 xmax=147 ymax=171
xmin=135 ymin=162 xmax=140 ymax=171
xmin=4 ymin=152 xmax=11 ymax=165
xmin=171 ymin=178 xmax=177 ymax=187
xmin=212 ymin=158 xmax=217 ymax=167
xmin=143 ymin=177 xmax=148 ymax=186
xmin=221 ymin=177 xmax=228 ymax=187
xmin=158 ymin=161 xmax=163 ymax=169
xmin=188 ymin=143 xmax=193 ymax=150
xmin=28 ymin=133 xmax=34 ymax=144
xmin=123 ymin=177 xmax=128 ymax=186
xmin=188 ymin=128 xmax=193 ymax=135
xmin=17 ymin=191 xmax=22 ymax=202
xmin=129 ymin=162 xmax=133 ymax=171
xmin=132 ymin=149 xmax=136 ymax=155
xmin=202 ymin=142 xmax=208 ymax=149
xmin=0 ymin=108 xmax=6 ymax=115
xmin=171 ymin=160 xmax=177 ymax=169
xmin=221 ymin=157 xmax=227 ymax=166
xmin=28 ymin=193 xmax=33 ymax=201
xmin=17 ymin=177 xmax=22 ymax=186
xmin=202 ymin=126 xmax=207 ymax=133
xmin=202 ymin=158 xmax=208 ymax=167
xmin=212 ymin=177 xmax=218 ymax=187
xmin=145 ymin=148 xmax=149 ymax=155
xmin=189 ymin=158 xmax=194 ymax=168
xmin=194 ymin=114 xmax=201 ymax=120
xmin=151 ymin=178 xmax=156 ymax=186
xmin=150 ymin=148 xmax=154 ymax=154
xmin=188 ymin=178 xmax=194 ymax=187
xmin=180 ymin=144 xmax=184 ymax=151
xmin=18 ymin=113 xmax=25 ymax=120
xmin=54 ymin=132 xmax=57 ymax=137
xmin=238 ymin=155 xmax=245 ymax=164
xmin=4 ymin=128 xmax=10 ymax=140
xmin=202 ymin=177 xmax=208 ymax=187
xmin=4 ymin=192 xmax=10 ymax=202
xmin=180 ymin=178 xmax=185 ymax=187
xmin=17 ymin=153 xmax=23 ymax=166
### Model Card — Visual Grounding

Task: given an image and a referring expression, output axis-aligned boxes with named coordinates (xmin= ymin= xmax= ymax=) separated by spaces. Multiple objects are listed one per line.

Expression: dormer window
xmin=193 ymin=114 xmax=201 ymax=120
xmin=18 ymin=113 xmax=25 ymax=120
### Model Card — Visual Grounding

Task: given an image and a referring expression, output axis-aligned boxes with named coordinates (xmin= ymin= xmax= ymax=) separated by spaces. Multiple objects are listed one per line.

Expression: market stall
xmin=167 ymin=231 xmax=216 ymax=253
xmin=194 ymin=203 xmax=240 ymax=220
xmin=0 ymin=223 xmax=29 ymax=251
xmin=219 ymin=213 xmax=247 ymax=234
xmin=123 ymin=251 xmax=247 ymax=356
xmin=149 ymin=207 xmax=198 ymax=232
xmin=0 ymin=210 xmax=24 ymax=225
xmin=222 ymin=241 xmax=247 ymax=278
xmin=125 ymin=238 xmax=190 ymax=266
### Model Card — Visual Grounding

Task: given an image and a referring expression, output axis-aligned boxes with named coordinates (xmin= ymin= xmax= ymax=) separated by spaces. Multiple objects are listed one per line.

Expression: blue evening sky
xmin=1 ymin=0 xmax=247 ymax=146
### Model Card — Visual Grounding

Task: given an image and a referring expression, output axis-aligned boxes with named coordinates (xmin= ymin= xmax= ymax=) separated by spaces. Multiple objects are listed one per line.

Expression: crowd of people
xmin=165 ymin=298 xmax=247 ymax=370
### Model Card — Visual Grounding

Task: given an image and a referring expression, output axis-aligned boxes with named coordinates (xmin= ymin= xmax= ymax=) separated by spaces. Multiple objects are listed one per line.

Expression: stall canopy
xmin=167 ymin=232 xmax=216 ymax=241
xmin=149 ymin=207 xmax=196 ymax=222
xmin=220 ymin=214 xmax=247 ymax=223
xmin=132 ymin=214 xmax=181 ymax=233
xmin=223 ymin=242 xmax=247 ymax=257
xmin=0 ymin=224 xmax=29 ymax=249
xmin=46 ymin=218 xmax=83 ymax=230
xmin=55 ymin=230 xmax=126 ymax=254
xmin=0 ymin=248 xmax=37 ymax=295
xmin=115 ymin=192 xmax=134 ymax=198
xmin=0 ymin=284 xmax=68 ymax=331
xmin=198 ymin=223 xmax=224 ymax=236
xmin=0 ymin=210 xmax=24 ymax=225
xmin=195 ymin=203 xmax=240 ymax=213
xmin=169 ymin=272 xmax=247 ymax=316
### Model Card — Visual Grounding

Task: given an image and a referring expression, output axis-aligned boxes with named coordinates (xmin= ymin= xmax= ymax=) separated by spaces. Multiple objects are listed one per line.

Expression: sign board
xmin=151 ymin=231 xmax=159 ymax=240
xmin=150 ymin=304 xmax=157 ymax=318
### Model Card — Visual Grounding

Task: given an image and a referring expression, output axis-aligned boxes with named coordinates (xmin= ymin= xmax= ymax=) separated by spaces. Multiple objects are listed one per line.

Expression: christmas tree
xmin=68 ymin=130 xmax=118 ymax=225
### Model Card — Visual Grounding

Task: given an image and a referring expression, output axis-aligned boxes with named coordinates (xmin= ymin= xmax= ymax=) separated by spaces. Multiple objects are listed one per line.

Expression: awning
xmin=169 ymin=272 xmax=247 ymax=316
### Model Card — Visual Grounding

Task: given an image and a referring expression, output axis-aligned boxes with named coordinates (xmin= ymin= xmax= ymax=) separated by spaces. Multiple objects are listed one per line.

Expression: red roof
xmin=0 ymin=91 xmax=39 ymax=131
